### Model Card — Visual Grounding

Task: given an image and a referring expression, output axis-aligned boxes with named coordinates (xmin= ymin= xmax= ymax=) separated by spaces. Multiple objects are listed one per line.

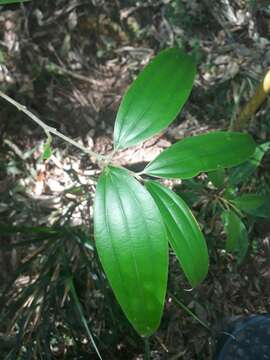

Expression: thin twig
xmin=45 ymin=62 xmax=101 ymax=86
xmin=0 ymin=90 xmax=106 ymax=162
xmin=169 ymin=292 xmax=211 ymax=331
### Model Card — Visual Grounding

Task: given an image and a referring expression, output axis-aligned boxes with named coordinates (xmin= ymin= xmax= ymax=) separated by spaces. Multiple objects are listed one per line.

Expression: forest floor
xmin=0 ymin=0 xmax=270 ymax=359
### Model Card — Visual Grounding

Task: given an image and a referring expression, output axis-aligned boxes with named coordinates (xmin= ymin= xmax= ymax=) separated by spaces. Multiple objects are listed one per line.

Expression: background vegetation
xmin=0 ymin=0 xmax=269 ymax=358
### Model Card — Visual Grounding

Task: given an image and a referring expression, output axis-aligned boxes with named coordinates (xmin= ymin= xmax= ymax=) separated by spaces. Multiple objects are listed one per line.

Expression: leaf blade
xmin=232 ymin=194 xmax=266 ymax=212
xmin=144 ymin=132 xmax=256 ymax=179
xmin=145 ymin=181 xmax=208 ymax=287
xmin=233 ymin=194 xmax=270 ymax=218
xmin=228 ymin=142 xmax=270 ymax=186
xmin=114 ymin=48 xmax=196 ymax=149
xmin=207 ymin=169 xmax=225 ymax=188
xmin=0 ymin=0 xmax=31 ymax=4
xmin=222 ymin=210 xmax=248 ymax=263
xmin=94 ymin=167 xmax=168 ymax=336
xmin=42 ymin=140 xmax=52 ymax=160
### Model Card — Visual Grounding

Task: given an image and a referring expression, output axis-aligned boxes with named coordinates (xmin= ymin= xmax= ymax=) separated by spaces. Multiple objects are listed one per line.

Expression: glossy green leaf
xmin=145 ymin=181 xmax=208 ymax=287
xmin=228 ymin=142 xmax=270 ymax=186
xmin=144 ymin=132 xmax=256 ymax=179
xmin=232 ymin=194 xmax=266 ymax=212
xmin=94 ymin=166 xmax=168 ymax=336
xmin=222 ymin=210 xmax=248 ymax=263
xmin=114 ymin=48 xmax=196 ymax=149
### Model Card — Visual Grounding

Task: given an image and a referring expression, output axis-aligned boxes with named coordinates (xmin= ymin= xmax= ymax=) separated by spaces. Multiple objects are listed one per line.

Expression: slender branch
xmin=0 ymin=90 xmax=106 ymax=162
xmin=217 ymin=196 xmax=243 ymax=217
xmin=127 ymin=168 xmax=145 ymax=182
xmin=105 ymin=148 xmax=117 ymax=164
xmin=45 ymin=62 xmax=98 ymax=86
xmin=169 ymin=292 xmax=210 ymax=331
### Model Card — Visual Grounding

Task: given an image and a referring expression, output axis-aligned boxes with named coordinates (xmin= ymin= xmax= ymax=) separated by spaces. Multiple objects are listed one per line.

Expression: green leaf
xmin=145 ymin=181 xmax=208 ymax=287
xmin=236 ymin=195 xmax=270 ymax=218
xmin=67 ymin=278 xmax=102 ymax=360
xmin=0 ymin=223 xmax=59 ymax=235
xmin=94 ymin=166 xmax=168 ymax=336
xmin=222 ymin=210 xmax=248 ymax=263
xmin=144 ymin=132 xmax=256 ymax=179
xmin=223 ymin=187 xmax=237 ymax=201
xmin=114 ymin=48 xmax=196 ymax=149
xmin=228 ymin=142 xmax=270 ymax=186
xmin=175 ymin=190 xmax=200 ymax=207
xmin=182 ymin=179 xmax=205 ymax=191
xmin=207 ymin=169 xmax=225 ymax=188
xmin=232 ymin=194 xmax=266 ymax=212
xmin=0 ymin=0 xmax=30 ymax=4
xmin=42 ymin=140 xmax=52 ymax=160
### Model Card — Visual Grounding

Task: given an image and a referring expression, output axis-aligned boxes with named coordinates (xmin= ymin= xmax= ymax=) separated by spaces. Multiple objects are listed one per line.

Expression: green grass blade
xmin=67 ymin=278 xmax=103 ymax=360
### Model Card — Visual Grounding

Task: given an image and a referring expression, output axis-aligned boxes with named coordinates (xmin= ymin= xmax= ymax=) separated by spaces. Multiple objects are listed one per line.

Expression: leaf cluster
xmin=93 ymin=48 xmax=257 ymax=336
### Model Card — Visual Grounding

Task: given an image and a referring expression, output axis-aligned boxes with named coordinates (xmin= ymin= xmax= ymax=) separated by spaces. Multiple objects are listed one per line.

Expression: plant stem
xmin=169 ymin=292 xmax=210 ymax=331
xmin=217 ymin=196 xmax=243 ymax=217
xmin=0 ymin=90 xmax=106 ymax=162
xmin=144 ymin=337 xmax=151 ymax=360
xmin=230 ymin=69 xmax=270 ymax=131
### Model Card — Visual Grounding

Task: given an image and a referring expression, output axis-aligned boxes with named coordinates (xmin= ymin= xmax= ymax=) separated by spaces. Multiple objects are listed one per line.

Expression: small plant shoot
xmin=93 ymin=48 xmax=256 ymax=336
xmin=0 ymin=47 xmax=258 ymax=338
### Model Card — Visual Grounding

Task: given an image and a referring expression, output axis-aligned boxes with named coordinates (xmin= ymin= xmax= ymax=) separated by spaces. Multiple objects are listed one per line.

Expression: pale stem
xmin=0 ymin=90 xmax=107 ymax=162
